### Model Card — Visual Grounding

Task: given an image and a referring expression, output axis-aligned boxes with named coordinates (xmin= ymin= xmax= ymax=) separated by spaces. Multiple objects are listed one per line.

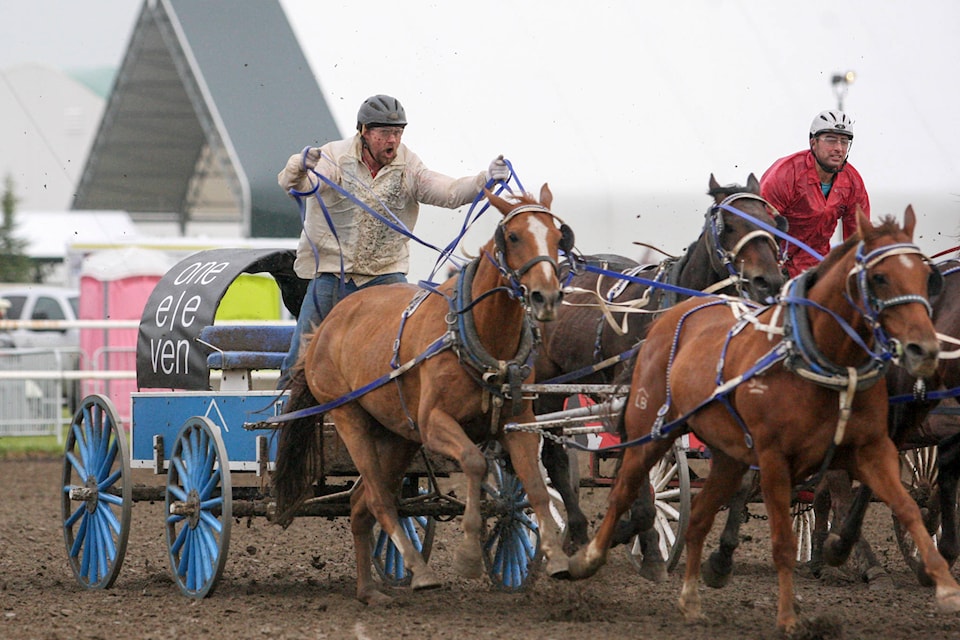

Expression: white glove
xmin=486 ymin=155 xmax=509 ymax=182
xmin=302 ymin=147 xmax=322 ymax=171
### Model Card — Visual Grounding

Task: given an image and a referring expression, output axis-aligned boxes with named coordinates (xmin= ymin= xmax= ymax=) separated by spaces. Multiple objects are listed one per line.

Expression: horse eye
xmin=508 ymin=231 xmax=519 ymax=244
xmin=870 ymin=273 xmax=888 ymax=288
xmin=723 ymin=224 xmax=734 ymax=234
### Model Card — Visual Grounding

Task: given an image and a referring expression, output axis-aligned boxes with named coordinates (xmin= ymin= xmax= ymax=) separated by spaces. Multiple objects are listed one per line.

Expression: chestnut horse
xmin=566 ymin=208 xmax=960 ymax=632
xmin=536 ymin=174 xmax=786 ymax=567
xmin=271 ymin=185 xmax=572 ymax=604
xmin=700 ymin=256 xmax=959 ymax=590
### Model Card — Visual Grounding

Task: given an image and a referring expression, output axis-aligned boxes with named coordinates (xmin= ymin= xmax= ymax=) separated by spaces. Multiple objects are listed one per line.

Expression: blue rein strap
xmin=243 ymin=332 xmax=454 ymax=428
xmin=717 ymin=201 xmax=823 ymax=263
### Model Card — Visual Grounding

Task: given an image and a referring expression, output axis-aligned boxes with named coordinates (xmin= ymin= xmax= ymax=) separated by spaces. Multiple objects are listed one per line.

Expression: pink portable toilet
xmin=79 ymin=248 xmax=173 ymax=426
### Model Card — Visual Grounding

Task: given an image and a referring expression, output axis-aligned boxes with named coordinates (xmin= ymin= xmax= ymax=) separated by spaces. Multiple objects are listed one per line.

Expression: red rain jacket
xmin=760 ymin=150 xmax=869 ymax=277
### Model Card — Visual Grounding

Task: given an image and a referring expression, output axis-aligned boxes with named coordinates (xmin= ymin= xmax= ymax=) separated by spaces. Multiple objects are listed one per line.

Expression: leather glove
xmin=486 ymin=155 xmax=509 ymax=182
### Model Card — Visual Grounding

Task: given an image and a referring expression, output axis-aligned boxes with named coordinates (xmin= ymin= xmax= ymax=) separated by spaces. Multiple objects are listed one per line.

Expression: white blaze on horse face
xmin=897 ymin=254 xmax=917 ymax=271
xmin=523 ymin=216 xmax=555 ymax=275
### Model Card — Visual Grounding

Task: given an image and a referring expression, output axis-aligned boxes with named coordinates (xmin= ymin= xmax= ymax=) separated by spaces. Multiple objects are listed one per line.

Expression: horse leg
xmin=702 ymin=467 xmax=757 ymax=588
xmin=855 ymin=438 xmax=960 ymax=613
xmin=417 ymin=409 xmax=490 ymax=579
xmin=809 ymin=478 xmax=831 ymax=578
xmin=331 ymin=407 xmax=437 ymax=603
xmin=541 ymin=437 xmax=588 ymax=550
xmin=936 ymin=431 xmax=960 ymax=567
xmin=568 ymin=437 xmax=676 ymax=579
xmin=613 ymin=485 xmax=668 ymax=583
xmin=755 ymin=454 xmax=801 ymax=634
xmin=822 ymin=481 xmax=872 ymax=568
xmin=500 ymin=428 xmax=570 ymax=578
xmin=820 ymin=471 xmax=891 ymax=587
xmin=678 ymin=451 xmax=748 ymax=624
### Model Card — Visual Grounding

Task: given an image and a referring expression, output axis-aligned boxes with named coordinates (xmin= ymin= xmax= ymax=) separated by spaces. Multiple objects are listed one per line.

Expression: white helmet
xmin=809 ymin=110 xmax=854 ymax=140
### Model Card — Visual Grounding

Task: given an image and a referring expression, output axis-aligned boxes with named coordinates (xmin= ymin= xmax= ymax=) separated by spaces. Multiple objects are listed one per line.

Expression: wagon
xmin=60 ymin=247 xmax=556 ymax=597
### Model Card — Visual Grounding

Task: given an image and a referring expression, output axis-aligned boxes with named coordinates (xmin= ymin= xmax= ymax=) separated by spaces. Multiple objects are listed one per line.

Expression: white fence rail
xmin=0 ymin=320 xmax=139 ymax=441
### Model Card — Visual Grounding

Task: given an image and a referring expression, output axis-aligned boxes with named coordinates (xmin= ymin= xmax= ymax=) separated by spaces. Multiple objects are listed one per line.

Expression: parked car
xmin=0 ymin=285 xmax=81 ymax=411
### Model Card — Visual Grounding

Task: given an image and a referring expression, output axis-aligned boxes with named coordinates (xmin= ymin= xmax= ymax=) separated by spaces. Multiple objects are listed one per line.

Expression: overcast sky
xmin=3 ymin=0 xmax=958 ymax=274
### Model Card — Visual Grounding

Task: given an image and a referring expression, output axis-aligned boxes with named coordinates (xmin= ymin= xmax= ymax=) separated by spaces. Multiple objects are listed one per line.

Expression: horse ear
xmin=855 ymin=205 xmax=871 ymax=236
xmin=902 ymin=205 xmax=917 ymax=238
xmin=539 ymin=183 xmax=553 ymax=209
xmin=708 ymin=173 xmax=720 ymax=194
xmin=485 ymin=188 xmax=511 ymax=216
xmin=746 ymin=173 xmax=760 ymax=194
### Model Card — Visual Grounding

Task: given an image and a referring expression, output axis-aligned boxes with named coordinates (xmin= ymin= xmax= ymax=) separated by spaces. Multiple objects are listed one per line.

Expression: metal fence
xmin=0 ymin=346 xmax=136 ymax=442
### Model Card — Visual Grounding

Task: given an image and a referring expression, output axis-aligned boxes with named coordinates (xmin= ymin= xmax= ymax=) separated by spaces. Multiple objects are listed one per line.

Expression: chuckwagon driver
xmin=760 ymin=109 xmax=870 ymax=277
xmin=276 ymin=94 xmax=510 ymax=387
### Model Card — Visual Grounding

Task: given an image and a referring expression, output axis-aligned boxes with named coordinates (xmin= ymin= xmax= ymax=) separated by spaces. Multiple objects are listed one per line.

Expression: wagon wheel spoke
xmin=61 ymin=394 xmax=131 ymax=590
xmin=625 ymin=439 xmax=690 ymax=573
xmin=165 ymin=416 xmax=232 ymax=598
xmin=891 ymin=446 xmax=941 ymax=586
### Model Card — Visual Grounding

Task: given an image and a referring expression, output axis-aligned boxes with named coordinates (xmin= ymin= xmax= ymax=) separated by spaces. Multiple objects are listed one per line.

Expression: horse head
xmin=706 ymin=173 xmax=787 ymax=302
xmin=848 ymin=205 xmax=941 ymax=377
xmin=484 ymin=183 xmax=571 ymax=322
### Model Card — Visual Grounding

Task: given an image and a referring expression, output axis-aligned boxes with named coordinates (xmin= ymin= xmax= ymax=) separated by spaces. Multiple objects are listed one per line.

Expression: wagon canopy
xmin=136 ymin=248 xmax=305 ymax=390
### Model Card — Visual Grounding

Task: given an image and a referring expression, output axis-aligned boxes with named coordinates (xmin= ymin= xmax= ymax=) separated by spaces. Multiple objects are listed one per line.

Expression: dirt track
xmin=3 ymin=456 xmax=960 ymax=640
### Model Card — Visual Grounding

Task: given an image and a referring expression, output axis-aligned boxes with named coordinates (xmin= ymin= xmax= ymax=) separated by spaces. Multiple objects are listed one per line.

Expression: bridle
xmin=703 ymin=193 xmax=781 ymax=296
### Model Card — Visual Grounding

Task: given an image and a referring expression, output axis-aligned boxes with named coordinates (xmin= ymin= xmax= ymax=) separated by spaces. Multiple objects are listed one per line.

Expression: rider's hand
xmin=486 ymin=155 xmax=509 ymax=182
xmin=303 ymin=147 xmax=322 ymax=171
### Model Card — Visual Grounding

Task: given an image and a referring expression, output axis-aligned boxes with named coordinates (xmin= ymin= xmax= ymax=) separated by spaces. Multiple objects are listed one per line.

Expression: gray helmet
xmin=356 ymin=94 xmax=407 ymax=130
xmin=809 ymin=110 xmax=854 ymax=140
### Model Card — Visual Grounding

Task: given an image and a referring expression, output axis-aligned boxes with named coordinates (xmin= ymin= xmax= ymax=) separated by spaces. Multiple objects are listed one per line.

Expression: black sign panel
xmin=136 ymin=248 xmax=305 ymax=390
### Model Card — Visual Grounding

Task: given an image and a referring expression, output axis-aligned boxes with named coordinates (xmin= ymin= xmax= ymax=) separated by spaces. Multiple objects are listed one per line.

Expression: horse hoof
xmin=452 ymin=546 xmax=484 ymax=580
xmin=567 ymin=551 xmax=604 ymax=580
xmin=360 ymin=589 xmax=393 ymax=606
xmin=700 ymin=560 xmax=731 ymax=589
xmin=822 ymin=533 xmax=851 ymax=567
xmin=864 ymin=566 xmax=894 ymax=591
xmin=639 ymin=559 xmax=668 ymax=583
xmin=412 ymin=567 xmax=443 ymax=591
xmin=546 ymin=554 xmax=571 ymax=580
xmin=936 ymin=588 xmax=960 ymax=613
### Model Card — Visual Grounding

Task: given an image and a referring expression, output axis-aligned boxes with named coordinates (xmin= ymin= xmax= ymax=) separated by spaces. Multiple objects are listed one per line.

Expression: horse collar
xmin=452 ymin=259 xmax=536 ymax=415
xmin=781 ymin=271 xmax=889 ymax=392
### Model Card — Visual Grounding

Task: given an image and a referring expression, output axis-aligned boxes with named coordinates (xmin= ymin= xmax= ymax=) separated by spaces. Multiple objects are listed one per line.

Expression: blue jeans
xmin=278 ymin=272 xmax=407 ymax=387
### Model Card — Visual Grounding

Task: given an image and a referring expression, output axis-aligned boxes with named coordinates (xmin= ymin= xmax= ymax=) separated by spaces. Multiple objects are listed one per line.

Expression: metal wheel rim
xmin=61 ymin=394 xmax=131 ymax=589
xmin=626 ymin=439 xmax=690 ymax=572
xmin=165 ymin=416 xmax=233 ymax=598
xmin=893 ymin=446 xmax=940 ymax=571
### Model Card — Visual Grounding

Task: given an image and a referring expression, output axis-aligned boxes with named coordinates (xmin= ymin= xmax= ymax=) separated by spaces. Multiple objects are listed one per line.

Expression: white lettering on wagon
xmin=144 ymin=259 xmax=231 ymax=377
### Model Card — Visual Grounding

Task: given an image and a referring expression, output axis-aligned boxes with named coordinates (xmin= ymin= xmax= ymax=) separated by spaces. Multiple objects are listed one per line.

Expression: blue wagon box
xmin=131 ymin=391 xmax=285 ymax=473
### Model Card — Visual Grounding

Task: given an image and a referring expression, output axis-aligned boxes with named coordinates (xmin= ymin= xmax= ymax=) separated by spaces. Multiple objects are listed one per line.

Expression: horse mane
xmin=804 ymin=214 xmax=901 ymax=286
xmin=707 ymin=181 xmax=753 ymax=199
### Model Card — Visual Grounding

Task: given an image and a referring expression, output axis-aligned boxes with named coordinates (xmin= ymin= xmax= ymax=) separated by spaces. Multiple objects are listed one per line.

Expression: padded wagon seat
xmin=198 ymin=325 xmax=295 ymax=371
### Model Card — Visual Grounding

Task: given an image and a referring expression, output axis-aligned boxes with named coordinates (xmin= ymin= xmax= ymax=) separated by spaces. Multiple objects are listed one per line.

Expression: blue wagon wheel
xmin=165 ymin=416 xmax=232 ymax=598
xmin=625 ymin=439 xmax=690 ymax=572
xmin=371 ymin=476 xmax=436 ymax=587
xmin=480 ymin=452 xmax=544 ymax=591
xmin=61 ymin=394 xmax=131 ymax=589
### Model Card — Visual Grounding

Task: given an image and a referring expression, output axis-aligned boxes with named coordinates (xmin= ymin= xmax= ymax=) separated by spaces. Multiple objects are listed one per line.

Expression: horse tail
xmin=271 ymin=364 xmax=323 ymax=528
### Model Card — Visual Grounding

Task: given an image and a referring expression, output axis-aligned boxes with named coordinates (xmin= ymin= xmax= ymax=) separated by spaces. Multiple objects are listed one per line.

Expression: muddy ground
xmin=3 ymin=456 xmax=959 ymax=640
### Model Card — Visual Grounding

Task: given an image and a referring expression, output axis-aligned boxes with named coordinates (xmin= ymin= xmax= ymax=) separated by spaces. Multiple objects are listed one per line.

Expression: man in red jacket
xmin=760 ymin=110 xmax=870 ymax=277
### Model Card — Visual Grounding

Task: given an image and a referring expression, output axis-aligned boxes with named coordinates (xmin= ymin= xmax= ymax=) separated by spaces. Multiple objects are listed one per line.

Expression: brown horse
xmin=536 ymin=174 xmax=786 ymax=567
xmin=566 ymin=208 xmax=960 ymax=632
xmin=700 ymin=256 xmax=960 ymax=590
xmin=271 ymin=184 xmax=572 ymax=604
